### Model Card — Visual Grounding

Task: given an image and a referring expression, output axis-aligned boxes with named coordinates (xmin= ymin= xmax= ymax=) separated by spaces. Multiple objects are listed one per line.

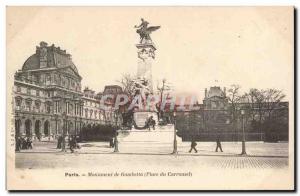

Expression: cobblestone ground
xmin=16 ymin=150 xmax=288 ymax=170
xmin=15 ymin=134 xmax=289 ymax=169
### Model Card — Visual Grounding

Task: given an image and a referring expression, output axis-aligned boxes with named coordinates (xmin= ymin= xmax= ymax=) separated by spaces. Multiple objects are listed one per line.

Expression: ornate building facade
xmin=13 ymin=42 xmax=111 ymax=140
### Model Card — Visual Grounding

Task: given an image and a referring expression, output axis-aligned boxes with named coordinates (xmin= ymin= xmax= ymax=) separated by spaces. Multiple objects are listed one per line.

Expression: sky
xmin=7 ymin=7 xmax=294 ymax=102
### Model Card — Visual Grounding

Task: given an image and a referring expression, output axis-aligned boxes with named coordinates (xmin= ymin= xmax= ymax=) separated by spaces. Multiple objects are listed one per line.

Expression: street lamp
xmin=172 ymin=111 xmax=178 ymax=154
xmin=79 ymin=101 xmax=83 ymax=141
xmin=61 ymin=112 xmax=67 ymax=152
xmin=240 ymin=109 xmax=247 ymax=155
xmin=114 ymin=111 xmax=119 ymax=153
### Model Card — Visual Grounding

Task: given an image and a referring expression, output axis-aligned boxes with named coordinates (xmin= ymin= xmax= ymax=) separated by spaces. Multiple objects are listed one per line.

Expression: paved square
xmin=16 ymin=129 xmax=289 ymax=170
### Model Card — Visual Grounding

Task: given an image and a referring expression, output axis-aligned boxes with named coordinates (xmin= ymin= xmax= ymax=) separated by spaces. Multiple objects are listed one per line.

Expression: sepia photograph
xmin=6 ymin=6 xmax=294 ymax=190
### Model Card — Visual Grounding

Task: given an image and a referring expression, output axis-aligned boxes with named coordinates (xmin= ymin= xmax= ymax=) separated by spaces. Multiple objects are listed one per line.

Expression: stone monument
xmin=133 ymin=18 xmax=160 ymax=129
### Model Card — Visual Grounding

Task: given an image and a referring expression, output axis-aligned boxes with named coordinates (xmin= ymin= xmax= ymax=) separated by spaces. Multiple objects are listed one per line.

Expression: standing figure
xmin=150 ymin=116 xmax=156 ymax=130
xmin=109 ymin=138 xmax=114 ymax=148
xmin=134 ymin=18 xmax=150 ymax=43
xmin=57 ymin=135 xmax=62 ymax=149
xmin=134 ymin=18 xmax=160 ymax=43
xmin=189 ymin=139 xmax=198 ymax=153
xmin=215 ymin=134 xmax=223 ymax=152
xmin=69 ymin=136 xmax=75 ymax=153
xmin=27 ymin=137 xmax=33 ymax=149
xmin=21 ymin=137 xmax=26 ymax=149
xmin=15 ymin=136 xmax=22 ymax=152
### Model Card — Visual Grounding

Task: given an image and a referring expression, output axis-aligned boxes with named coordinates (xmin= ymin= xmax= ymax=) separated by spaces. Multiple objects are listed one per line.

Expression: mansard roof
xmin=21 ymin=41 xmax=80 ymax=77
xmin=22 ymin=54 xmax=39 ymax=70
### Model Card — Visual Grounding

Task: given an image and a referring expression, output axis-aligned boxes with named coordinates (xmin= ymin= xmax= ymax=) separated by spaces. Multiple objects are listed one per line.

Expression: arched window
xmin=35 ymin=120 xmax=41 ymax=138
xmin=25 ymin=119 xmax=32 ymax=137
xmin=44 ymin=120 xmax=49 ymax=136
xmin=15 ymin=119 xmax=21 ymax=137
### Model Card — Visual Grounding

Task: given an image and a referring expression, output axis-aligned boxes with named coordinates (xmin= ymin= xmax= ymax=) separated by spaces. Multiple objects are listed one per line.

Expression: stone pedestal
xmin=133 ymin=111 xmax=158 ymax=129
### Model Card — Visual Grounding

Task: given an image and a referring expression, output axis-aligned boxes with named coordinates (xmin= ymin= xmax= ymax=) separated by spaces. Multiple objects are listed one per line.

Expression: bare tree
xmin=225 ymin=84 xmax=241 ymax=140
xmin=249 ymin=88 xmax=267 ymax=136
xmin=264 ymin=89 xmax=286 ymax=119
xmin=117 ymin=73 xmax=136 ymax=98
xmin=226 ymin=84 xmax=241 ymax=118
xmin=242 ymin=89 xmax=259 ymax=122
xmin=157 ymin=78 xmax=172 ymax=120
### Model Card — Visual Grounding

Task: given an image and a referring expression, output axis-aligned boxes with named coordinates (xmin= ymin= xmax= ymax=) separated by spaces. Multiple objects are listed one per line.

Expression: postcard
xmin=6 ymin=6 xmax=294 ymax=190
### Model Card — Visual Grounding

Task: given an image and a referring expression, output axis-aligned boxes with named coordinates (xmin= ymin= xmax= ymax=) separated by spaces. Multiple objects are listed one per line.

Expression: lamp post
xmin=54 ymin=114 xmax=58 ymax=139
xmin=172 ymin=111 xmax=178 ymax=154
xmin=114 ymin=111 xmax=119 ymax=153
xmin=61 ymin=112 xmax=67 ymax=152
xmin=79 ymin=101 xmax=83 ymax=141
xmin=241 ymin=109 xmax=247 ymax=155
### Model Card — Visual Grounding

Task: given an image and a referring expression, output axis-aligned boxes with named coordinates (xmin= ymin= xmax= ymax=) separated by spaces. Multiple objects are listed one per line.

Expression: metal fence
xmin=175 ymin=108 xmax=288 ymax=142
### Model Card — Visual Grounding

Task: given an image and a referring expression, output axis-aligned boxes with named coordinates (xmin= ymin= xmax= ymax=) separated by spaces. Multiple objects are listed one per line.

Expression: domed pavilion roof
xmin=21 ymin=41 xmax=80 ymax=77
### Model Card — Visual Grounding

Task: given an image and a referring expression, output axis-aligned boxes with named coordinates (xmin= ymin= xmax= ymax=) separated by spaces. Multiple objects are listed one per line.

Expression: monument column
xmin=136 ymin=43 xmax=156 ymax=93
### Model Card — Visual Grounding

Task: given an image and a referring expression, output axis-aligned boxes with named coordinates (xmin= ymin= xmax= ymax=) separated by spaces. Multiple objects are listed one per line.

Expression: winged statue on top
xmin=135 ymin=18 xmax=160 ymax=44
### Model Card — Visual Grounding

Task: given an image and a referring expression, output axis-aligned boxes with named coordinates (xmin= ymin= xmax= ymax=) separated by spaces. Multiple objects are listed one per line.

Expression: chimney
xmin=205 ymin=88 xmax=207 ymax=98
xmin=223 ymin=87 xmax=226 ymax=97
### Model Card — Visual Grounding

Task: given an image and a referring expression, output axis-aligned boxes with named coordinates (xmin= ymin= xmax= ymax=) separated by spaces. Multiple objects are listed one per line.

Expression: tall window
xmin=46 ymin=74 xmax=51 ymax=83
xmin=46 ymin=103 xmax=51 ymax=113
xmin=27 ymin=88 xmax=31 ymax=95
xmin=66 ymin=102 xmax=69 ymax=114
xmin=85 ymin=109 xmax=88 ymax=118
xmin=69 ymin=104 xmax=73 ymax=115
xmin=36 ymin=90 xmax=40 ymax=97
xmin=54 ymin=101 xmax=60 ymax=113
xmin=15 ymin=98 xmax=22 ymax=110
xmin=67 ymin=78 xmax=70 ymax=88
xmin=16 ymin=86 xmax=21 ymax=93
xmin=25 ymin=100 xmax=31 ymax=111
xmin=90 ymin=110 xmax=93 ymax=118
xmin=35 ymin=101 xmax=41 ymax=112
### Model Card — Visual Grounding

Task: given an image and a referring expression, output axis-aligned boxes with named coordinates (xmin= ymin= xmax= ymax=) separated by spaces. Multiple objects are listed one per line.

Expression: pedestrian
xmin=69 ymin=136 xmax=75 ymax=153
xmin=21 ymin=137 xmax=26 ymax=149
xmin=27 ymin=137 xmax=33 ymax=149
xmin=15 ymin=136 xmax=21 ymax=152
xmin=151 ymin=117 xmax=156 ymax=130
xmin=145 ymin=117 xmax=150 ymax=130
xmin=57 ymin=135 xmax=62 ymax=149
xmin=189 ymin=138 xmax=198 ymax=153
xmin=109 ymin=138 xmax=114 ymax=148
xmin=215 ymin=134 xmax=223 ymax=152
xmin=36 ymin=133 xmax=41 ymax=141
